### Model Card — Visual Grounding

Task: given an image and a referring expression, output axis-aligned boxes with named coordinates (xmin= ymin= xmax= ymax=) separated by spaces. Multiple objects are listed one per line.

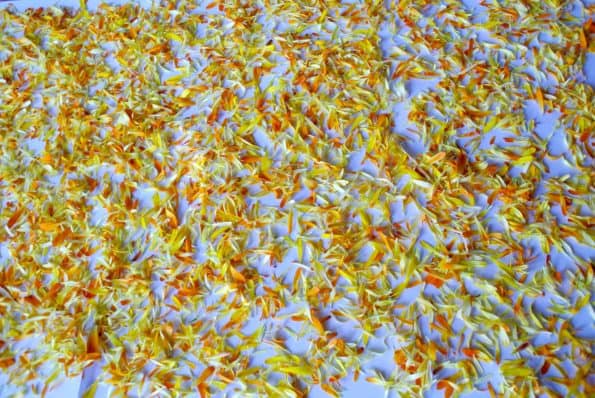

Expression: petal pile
xmin=0 ymin=0 xmax=593 ymax=397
